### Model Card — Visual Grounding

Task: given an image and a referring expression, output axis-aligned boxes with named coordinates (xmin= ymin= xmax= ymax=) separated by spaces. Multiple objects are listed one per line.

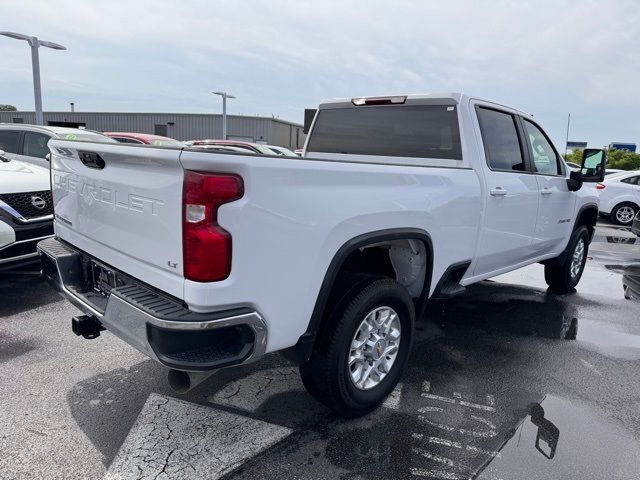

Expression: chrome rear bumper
xmin=37 ymin=236 xmax=267 ymax=371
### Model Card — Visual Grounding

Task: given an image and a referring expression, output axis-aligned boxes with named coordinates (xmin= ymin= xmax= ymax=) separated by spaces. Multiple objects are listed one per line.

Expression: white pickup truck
xmin=38 ymin=93 xmax=606 ymax=416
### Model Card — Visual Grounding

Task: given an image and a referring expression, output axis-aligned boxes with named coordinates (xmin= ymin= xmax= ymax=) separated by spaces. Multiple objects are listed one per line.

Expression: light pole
xmin=1 ymin=31 xmax=66 ymax=125
xmin=212 ymin=91 xmax=235 ymax=140
xmin=564 ymin=113 xmax=571 ymax=156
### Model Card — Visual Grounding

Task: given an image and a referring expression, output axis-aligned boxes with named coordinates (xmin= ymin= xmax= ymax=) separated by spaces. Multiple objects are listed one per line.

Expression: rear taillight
xmin=596 ymin=183 xmax=606 ymax=190
xmin=183 ymin=171 xmax=243 ymax=282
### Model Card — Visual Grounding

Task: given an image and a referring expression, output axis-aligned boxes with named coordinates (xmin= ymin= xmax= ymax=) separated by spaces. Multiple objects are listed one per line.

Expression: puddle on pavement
xmin=319 ymin=389 xmax=640 ymax=480
xmin=429 ymin=280 xmax=640 ymax=360
xmin=478 ymin=395 xmax=640 ymax=480
xmin=575 ymin=318 xmax=640 ymax=360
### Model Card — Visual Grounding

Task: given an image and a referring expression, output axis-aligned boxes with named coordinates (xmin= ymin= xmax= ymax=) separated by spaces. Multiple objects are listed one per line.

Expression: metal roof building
xmin=0 ymin=111 xmax=306 ymax=149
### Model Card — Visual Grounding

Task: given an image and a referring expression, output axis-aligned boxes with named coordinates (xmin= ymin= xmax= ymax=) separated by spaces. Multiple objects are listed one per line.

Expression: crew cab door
xmin=519 ymin=117 xmax=576 ymax=255
xmin=472 ymin=105 xmax=540 ymax=276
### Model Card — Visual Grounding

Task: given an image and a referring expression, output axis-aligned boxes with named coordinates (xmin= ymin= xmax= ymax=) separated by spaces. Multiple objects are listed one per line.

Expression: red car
xmin=105 ymin=132 xmax=186 ymax=147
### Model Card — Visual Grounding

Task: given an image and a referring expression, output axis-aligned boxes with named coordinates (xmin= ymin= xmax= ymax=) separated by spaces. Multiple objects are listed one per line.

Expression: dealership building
xmin=0 ymin=111 xmax=306 ymax=149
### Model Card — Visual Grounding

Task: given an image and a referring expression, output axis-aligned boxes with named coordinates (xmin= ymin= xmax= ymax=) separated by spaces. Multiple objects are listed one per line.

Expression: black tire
xmin=544 ymin=226 xmax=589 ymax=293
xmin=610 ymin=203 xmax=638 ymax=226
xmin=300 ymin=276 xmax=415 ymax=417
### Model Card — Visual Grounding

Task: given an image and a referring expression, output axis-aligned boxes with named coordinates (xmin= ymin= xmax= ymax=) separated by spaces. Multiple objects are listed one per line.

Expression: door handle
xmin=490 ymin=188 xmax=507 ymax=197
xmin=541 ymin=188 xmax=553 ymax=196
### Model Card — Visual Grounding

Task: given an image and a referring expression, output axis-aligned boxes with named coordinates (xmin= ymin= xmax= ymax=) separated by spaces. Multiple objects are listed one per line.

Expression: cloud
xmin=2 ymin=0 xmax=639 ymax=146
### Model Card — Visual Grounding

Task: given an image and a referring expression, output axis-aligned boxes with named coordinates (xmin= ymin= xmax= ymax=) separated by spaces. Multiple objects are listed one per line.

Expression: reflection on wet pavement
xmin=622 ymin=264 xmax=640 ymax=300
xmin=479 ymin=395 xmax=640 ymax=480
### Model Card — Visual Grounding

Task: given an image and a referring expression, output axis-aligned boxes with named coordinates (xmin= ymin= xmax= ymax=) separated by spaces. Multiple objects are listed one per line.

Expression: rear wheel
xmin=300 ymin=276 xmax=414 ymax=417
xmin=611 ymin=203 xmax=638 ymax=226
xmin=544 ymin=226 xmax=589 ymax=293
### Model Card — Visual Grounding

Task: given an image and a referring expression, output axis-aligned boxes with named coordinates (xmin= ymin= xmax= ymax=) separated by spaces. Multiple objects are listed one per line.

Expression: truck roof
xmin=318 ymin=93 xmax=531 ymax=118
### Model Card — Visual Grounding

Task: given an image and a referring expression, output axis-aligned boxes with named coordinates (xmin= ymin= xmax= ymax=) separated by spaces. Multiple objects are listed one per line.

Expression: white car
xmin=596 ymin=170 xmax=640 ymax=225
xmin=0 ymin=124 xmax=117 ymax=169
xmin=39 ymin=93 xmax=605 ymax=416
xmin=0 ymin=150 xmax=54 ymax=272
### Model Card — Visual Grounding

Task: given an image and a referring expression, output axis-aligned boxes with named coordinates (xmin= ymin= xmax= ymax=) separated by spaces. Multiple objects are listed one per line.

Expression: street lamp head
xmin=0 ymin=31 xmax=66 ymax=50
xmin=212 ymin=91 xmax=236 ymax=99
xmin=38 ymin=40 xmax=66 ymax=50
xmin=0 ymin=31 xmax=34 ymax=42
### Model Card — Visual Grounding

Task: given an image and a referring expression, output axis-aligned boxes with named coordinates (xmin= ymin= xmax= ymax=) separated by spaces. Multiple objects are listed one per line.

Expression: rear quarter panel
xmin=179 ymin=150 xmax=482 ymax=351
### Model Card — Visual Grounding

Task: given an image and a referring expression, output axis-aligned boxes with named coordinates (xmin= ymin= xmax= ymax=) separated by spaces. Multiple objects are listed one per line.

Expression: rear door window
xmin=476 ymin=107 xmax=525 ymax=172
xmin=306 ymin=105 xmax=462 ymax=160
xmin=621 ymin=176 xmax=640 ymax=185
xmin=0 ymin=130 xmax=20 ymax=154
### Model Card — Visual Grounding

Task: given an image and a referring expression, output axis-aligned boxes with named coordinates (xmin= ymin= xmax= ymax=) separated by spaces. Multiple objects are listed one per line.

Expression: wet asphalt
xmin=1 ymin=222 xmax=639 ymax=480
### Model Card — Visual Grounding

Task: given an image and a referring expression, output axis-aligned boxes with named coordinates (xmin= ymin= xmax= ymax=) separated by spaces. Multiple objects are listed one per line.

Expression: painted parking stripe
xmin=382 ymin=382 xmax=403 ymax=410
xmin=105 ymin=393 xmax=292 ymax=480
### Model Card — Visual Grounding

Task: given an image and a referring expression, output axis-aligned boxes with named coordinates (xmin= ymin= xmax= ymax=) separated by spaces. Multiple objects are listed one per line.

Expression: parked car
xmin=190 ymin=140 xmax=273 ymax=155
xmin=39 ymin=93 xmax=605 ymax=416
xmin=0 ymin=124 xmax=117 ymax=169
xmin=294 ymin=148 xmax=303 ymax=156
xmin=596 ymin=170 xmax=640 ymax=225
xmin=104 ymin=132 xmax=186 ymax=147
xmin=605 ymin=168 xmax=625 ymax=176
xmin=0 ymin=150 xmax=54 ymax=272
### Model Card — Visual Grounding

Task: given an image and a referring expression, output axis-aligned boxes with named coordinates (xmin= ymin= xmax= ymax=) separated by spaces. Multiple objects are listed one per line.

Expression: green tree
xmin=606 ymin=149 xmax=640 ymax=170
xmin=0 ymin=104 xmax=17 ymax=111
xmin=565 ymin=148 xmax=640 ymax=171
xmin=563 ymin=149 xmax=584 ymax=164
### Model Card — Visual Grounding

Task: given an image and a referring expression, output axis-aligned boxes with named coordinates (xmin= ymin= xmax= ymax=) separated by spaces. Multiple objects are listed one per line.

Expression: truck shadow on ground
xmin=66 ymin=280 xmax=618 ymax=476
xmin=0 ymin=273 xmax=61 ymax=317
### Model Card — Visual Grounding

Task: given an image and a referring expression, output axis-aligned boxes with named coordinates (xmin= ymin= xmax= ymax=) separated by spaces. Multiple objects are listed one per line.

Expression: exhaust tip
xmin=167 ymin=369 xmax=217 ymax=394
xmin=167 ymin=369 xmax=192 ymax=394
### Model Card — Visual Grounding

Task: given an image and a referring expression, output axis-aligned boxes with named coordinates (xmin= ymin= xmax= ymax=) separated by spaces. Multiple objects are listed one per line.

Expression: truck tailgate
xmin=49 ymin=140 xmax=185 ymax=298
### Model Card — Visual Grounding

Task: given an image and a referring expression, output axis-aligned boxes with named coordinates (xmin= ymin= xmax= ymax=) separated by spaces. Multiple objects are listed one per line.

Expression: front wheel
xmin=544 ymin=226 xmax=589 ymax=293
xmin=300 ymin=277 xmax=414 ymax=417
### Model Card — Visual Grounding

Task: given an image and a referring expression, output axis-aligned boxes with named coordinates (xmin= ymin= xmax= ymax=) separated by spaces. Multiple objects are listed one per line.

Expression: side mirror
xmin=45 ymin=153 xmax=51 ymax=162
xmin=0 ymin=149 xmax=7 ymax=162
xmin=567 ymin=148 xmax=607 ymax=191
xmin=580 ymin=148 xmax=607 ymax=182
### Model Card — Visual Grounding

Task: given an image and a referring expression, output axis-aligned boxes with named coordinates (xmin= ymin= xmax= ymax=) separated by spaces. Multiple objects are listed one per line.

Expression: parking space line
xmin=382 ymin=382 xmax=403 ymax=410
xmin=105 ymin=393 xmax=292 ymax=480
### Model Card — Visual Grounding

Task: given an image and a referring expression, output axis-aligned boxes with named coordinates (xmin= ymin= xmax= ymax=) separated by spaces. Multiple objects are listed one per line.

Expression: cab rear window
xmin=306 ymin=105 xmax=462 ymax=160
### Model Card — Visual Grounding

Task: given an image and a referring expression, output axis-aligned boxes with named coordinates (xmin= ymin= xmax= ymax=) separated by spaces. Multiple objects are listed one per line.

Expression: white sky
xmin=2 ymin=0 xmax=639 ymax=148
